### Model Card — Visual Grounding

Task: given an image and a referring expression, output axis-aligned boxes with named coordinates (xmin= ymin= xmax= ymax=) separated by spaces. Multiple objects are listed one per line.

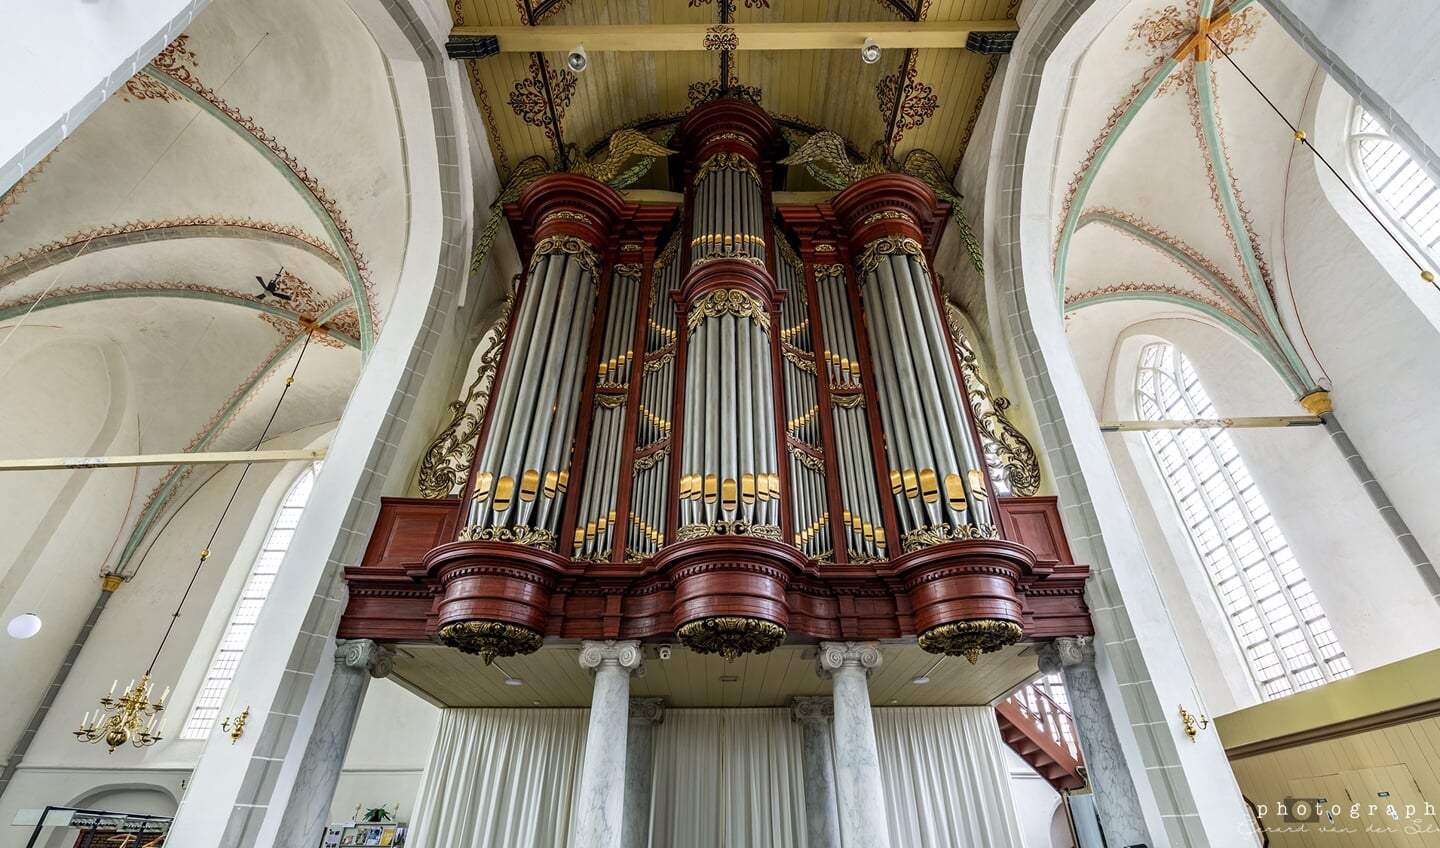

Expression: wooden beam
xmin=0 ymin=449 xmax=327 ymax=471
xmin=1098 ymin=416 xmax=1321 ymax=432
xmin=449 ymin=20 xmax=1019 ymax=53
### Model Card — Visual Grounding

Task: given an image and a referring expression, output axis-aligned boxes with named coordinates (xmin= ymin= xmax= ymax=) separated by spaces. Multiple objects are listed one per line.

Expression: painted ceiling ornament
xmin=122 ymin=35 xmax=198 ymax=102
xmin=687 ymin=79 xmax=763 ymax=108
xmin=875 ymin=58 xmax=939 ymax=147
xmin=1128 ymin=0 xmax=1263 ymax=96
xmin=780 ymin=132 xmax=985 ymax=275
xmin=507 ymin=55 xmax=577 ymax=148
xmin=705 ymin=24 xmax=740 ymax=52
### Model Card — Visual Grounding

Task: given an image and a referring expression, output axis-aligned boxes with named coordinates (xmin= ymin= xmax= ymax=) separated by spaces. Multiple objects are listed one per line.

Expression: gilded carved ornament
xmin=677 ymin=616 xmax=786 ymax=661
xmin=854 ymin=234 xmax=926 ymax=278
xmin=944 ymin=303 xmax=1042 ymax=497
xmin=438 ymin=620 xmax=544 ymax=664
xmin=456 ymin=524 xmax=560 ymax=552
xmin=676 ymin=520 xmax=785 ymax=544
xmin=686 ymin=289 xmax=772 ymax=333
xmin=695 ymin=151 xmax=762 ymax=185
xmin=900 ymin=522 xmax=1000 ymax=554
xmin=531 ymin=233 xmax=602 ymax=280
xmin=416 ymin=293 xmax=514 ymax=498
xmin=918 ymin=619 xmax=1023 ymax=664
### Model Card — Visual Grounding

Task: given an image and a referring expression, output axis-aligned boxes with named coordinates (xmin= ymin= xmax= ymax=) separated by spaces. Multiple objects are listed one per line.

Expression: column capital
xmin=579 ymin=639 xmax=646 ymax=678
xmin=336 ymin=639 xmax=395 ymax=679
xmin=816 ymin=641 xmax=884 ymax=679
xmin=629 ymin=697 xmax=666 ymax=725
xmin=790 ymin=696 xmax=835 ymax=723
xmin=1036 ymin=636 xmax=1095 ymax=674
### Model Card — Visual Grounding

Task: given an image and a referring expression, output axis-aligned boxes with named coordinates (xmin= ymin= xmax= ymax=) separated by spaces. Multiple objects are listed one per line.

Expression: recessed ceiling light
xmin=911 ymin=676 xmax=930 ymax=685
xmin=504 ymin=678 xmax=523 ymax=686
xmin=532 ymin=700 xmax=541 ymax=706
xmin=888 ymin=698 xmax=898 ymax=705
xmin=719 ymin=675 xmax=739 ymax=683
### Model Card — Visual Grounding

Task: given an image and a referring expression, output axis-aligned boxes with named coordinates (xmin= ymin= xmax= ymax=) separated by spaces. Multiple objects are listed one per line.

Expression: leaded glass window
xmin=1136 ymin=344 xmax=1350 ymax=699
xmin=181 ymin=462 xmax=322 ymax=738
xmin=1351 ymin=107 xmax=1440 ymax=270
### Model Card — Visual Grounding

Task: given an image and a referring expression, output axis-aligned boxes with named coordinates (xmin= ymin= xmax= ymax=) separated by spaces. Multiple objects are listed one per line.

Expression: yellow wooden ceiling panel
xmin=456 ymin=0 xmax=1019 ymax=186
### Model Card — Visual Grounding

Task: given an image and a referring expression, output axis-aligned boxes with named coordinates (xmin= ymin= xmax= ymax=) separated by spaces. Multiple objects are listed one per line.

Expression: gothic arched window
xmin=1135 ymin=344 xmax=1351 ymax=699
xmin=1351 ymin=107 xmax=1440 ymax=269
xmin=180 ymin=462 xmax=322 ymax=738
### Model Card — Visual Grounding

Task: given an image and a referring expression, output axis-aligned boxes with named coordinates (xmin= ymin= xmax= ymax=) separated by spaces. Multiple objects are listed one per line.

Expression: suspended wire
xmin=145 ymin=329 xmax=316 ymax=675
xmin=1205 ymin=34 xmax=1438 ymax=290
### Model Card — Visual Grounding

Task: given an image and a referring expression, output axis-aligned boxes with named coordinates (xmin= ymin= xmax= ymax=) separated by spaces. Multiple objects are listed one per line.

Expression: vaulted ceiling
xmin=453 ymin=0 xmax=1020 ymax=190
xmin=0 ymin=0 xmax=408 ymax=579
xmin=1053 ymin=0 xmax=1324 ymax=397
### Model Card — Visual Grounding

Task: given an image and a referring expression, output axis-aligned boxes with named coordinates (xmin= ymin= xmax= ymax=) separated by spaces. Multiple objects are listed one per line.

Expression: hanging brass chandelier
xmin=73 ymin=329 xmax=316 ymax=752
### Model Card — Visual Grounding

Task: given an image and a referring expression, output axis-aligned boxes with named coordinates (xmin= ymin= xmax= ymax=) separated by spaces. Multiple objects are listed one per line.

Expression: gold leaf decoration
xmin=686 ymin=289 xmax=772 ymax=333
xmin=945 ymin=303 xmax=1041 ymax=497
xmin=417 ymin=293 xmax=514 ymax=498
xmin=854 ymin=235 xmax=925 ymax=277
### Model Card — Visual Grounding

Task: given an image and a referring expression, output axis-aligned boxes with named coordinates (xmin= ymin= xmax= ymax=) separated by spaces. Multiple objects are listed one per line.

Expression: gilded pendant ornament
xmin=595 ymin=392 xmax=627 ymax=409
xmin=676 ymin=616 xmax=786 ymax=661
xmin=438 ymin=619 xmax=544 ymax=664
xmin=774 ymin=229 xmax=804 ymax=272
xmin=855 ymin=235 xmax=925 ymax=277
xmin=456 ymin=524 xmax=560 ymax=551
xmin=918 ymin=619 xmax=1024 ymax=663
xmin=815 ymin=263 xmax=845 ymax=280
xmin=676 ymin=521 xmax=785 ymax=544
xmin=686 ymin=289 xmax=772 ymax=333
xmin=614 ymin=263 xmax=643 ymax=277
xmin=788 ymin=444 xmax=826 ymax=473
xmin=417 ymin=294 xmax=514 ymax=498
xmin=532 ymin=233 xmax=602 ymax=279
xmin=901 ymin=522 xmax=1000 ymax=553
xmin=831 ymin=393 xmax=865 ymax=409
xmin=945 ymin=304 xmax=1042 ymax=497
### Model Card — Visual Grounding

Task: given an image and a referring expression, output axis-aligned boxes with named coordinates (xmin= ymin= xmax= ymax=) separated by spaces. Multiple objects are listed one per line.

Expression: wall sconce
xmin=1178 ymin=703 xmax=1210 ymax=741
xmin=221 ymin=706 xmax=250 ymax=745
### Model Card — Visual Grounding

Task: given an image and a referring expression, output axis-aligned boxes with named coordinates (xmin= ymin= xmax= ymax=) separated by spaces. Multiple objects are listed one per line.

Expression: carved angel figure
xmin=566 ymin=128 xmax=676 ymax=186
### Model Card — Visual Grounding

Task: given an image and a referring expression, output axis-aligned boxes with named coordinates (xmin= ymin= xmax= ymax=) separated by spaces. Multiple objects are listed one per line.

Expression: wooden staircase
xmin=995 ymin=682 xmax=1086 ymax=791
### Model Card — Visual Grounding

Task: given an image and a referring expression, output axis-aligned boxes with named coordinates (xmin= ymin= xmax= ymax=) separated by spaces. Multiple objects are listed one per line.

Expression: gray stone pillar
xmin=1037 ymin=637 xmax=1150 ymax=847
xmin=272 ymin=638 xmax=394 ymax=846
xmin=817 ymin=642 xmax=890 ymax=848
xmin=574 ymin=640 xmax=645 ymax=848
xmin=622 ymin=697 xmax=664 ymax=848
xmin=791 ymin=696 xmax=841 ymax=848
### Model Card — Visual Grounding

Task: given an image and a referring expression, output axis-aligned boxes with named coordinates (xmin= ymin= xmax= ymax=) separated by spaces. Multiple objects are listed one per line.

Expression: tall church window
xmin=1351 ymin=107 xmax=1440 ymax=269
xmin=181 ymin=462 xmax=322 ymax=739
xmin=1135 ymin=344 xmax=1350 ymax=699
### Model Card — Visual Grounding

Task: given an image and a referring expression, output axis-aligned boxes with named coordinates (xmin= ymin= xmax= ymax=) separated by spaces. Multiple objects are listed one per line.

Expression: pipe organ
xmin=343 ymin=100 xmax=1090 ymax=664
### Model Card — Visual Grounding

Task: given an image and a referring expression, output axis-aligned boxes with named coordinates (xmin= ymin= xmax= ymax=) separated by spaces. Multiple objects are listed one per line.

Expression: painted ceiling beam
xmin=0 ymin=449 xmax=326 ymax=472
xmin=448 ymin=20 xmax=1018 ymax=53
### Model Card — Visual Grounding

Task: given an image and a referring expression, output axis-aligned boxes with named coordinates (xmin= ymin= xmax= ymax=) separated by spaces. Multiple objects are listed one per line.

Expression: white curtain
xmin=407 ymin=708 xmax=588 ymax=848
xmin=649 ymin=708 xmax=809 ymax=848
xmin=874 ymin=707 xmax=1025 ymax=848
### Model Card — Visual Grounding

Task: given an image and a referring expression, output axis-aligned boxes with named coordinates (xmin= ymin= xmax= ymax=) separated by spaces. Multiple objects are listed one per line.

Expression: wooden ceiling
xmin=391 ymin=641 xmax=1039 ymax=708
xmin=452 ymin=0 xmax=1020 ymax=190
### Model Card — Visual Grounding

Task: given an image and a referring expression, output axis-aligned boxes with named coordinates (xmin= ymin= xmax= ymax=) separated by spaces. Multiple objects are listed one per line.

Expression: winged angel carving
xmin=469 ymin=130 xmax=676 ymax=275
xmin=780 ymin=131 xmax=984 ymax=274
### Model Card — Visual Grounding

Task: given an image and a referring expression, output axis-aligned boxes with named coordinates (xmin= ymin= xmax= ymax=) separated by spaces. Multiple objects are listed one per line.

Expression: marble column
xmin=1037 ymin=637 xmax=1151 ymax=847
xmin=791 ymin=696 xmax=841 ymax=848
xmin=574 ymin=640 xmax=645 ymax=848
xmin=817 ymin=642 xmax=891 ymax=848
xmin=622 ymin=697 xmax=664 ymax=848
xmin=271 ymin=639 xmax=395 ymax=846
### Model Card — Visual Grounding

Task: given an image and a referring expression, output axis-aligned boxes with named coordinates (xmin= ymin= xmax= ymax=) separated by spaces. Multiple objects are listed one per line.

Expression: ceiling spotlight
xmin=911 ymin=676 xmax=930 ymax=685
xmin=503 ymin=677 xmax=524 ymax=686
xmin=7 ymin=613 xmax=41 ymax=639
xmin=567 ymin=43 xmax=589 ymax=73
xmin=861 ymin=37 xmax=881 ymax=65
